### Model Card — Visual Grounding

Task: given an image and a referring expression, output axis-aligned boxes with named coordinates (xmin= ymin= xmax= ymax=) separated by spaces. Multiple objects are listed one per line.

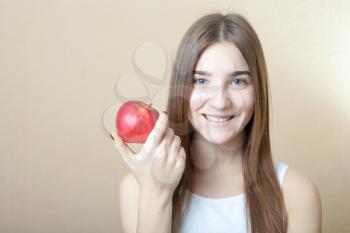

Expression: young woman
xmin=110 ymin=13 xmax=322 ymax=233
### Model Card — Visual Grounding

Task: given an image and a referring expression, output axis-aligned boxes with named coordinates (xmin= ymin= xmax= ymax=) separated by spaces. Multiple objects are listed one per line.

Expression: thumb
xmin=110 ymin=131 xmax=135 ymax=161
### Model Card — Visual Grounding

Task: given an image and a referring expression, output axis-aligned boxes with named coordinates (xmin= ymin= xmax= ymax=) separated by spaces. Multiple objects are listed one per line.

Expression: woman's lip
xmin=201 ymin=114 xmax=235 ymax=125
xmin=202 ymin=114 xmax=235 ymax=118
xmin=202 ymin=114 xmax=235 ymax=121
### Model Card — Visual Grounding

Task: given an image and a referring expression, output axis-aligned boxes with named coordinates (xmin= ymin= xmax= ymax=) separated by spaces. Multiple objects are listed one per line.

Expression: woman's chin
xmin=203 ymin=134 xmax=234 ymax=145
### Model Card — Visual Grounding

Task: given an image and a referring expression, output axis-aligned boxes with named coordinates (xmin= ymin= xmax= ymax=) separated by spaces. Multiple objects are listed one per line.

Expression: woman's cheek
xmin=189 ymin=91 xmax=208 ymax=111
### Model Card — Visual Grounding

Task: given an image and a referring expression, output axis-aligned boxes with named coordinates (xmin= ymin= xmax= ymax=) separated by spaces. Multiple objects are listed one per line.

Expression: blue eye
xmin=232 ymin=79 xmax=248 ymax=85
xmin=192 ymin=78 xmax=248 ymax=86
xmin=193 ymin=78 xmax=207 ymax=85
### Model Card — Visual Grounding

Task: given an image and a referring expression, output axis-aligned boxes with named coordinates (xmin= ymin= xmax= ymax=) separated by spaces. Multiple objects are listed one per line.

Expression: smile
xmin=202 ymin=114 xmax=235 ymax=122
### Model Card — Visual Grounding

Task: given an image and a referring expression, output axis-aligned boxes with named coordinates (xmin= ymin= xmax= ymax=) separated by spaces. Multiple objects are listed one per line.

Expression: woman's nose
xmin=209 ymin=86 xmax=231 ymax=110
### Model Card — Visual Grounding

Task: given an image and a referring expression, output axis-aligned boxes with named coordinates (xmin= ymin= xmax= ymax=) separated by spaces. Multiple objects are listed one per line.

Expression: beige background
xmin=0 ymin=0 xmax=349 ymax=232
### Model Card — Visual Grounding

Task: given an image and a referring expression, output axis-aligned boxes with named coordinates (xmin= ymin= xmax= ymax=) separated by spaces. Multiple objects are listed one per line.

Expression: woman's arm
xmin=119 ymin=173 xmax=139 ymax=233
xmin=114 ymin=112 xmax=185 ymax=233
xmin=119 ymin=173 xmax=173 ymax=233
xmin=138 ymin=185 xmax=173 ymax=233
xmin=283 ymin=168 xmax=322 ymax=233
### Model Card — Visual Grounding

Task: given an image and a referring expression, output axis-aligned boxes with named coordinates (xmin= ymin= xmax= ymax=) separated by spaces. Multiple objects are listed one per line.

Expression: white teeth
xmin=204 ymin=114 xmax=233 ymax=122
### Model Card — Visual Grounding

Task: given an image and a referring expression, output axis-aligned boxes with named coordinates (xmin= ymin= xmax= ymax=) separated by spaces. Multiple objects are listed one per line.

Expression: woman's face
xmin=188 ymin=41 xmax=255 ymax=145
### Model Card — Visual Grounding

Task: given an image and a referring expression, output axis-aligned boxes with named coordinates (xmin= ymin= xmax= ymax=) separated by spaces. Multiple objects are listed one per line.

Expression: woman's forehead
xmin=195 ymin=42 xmax=249 ymax=73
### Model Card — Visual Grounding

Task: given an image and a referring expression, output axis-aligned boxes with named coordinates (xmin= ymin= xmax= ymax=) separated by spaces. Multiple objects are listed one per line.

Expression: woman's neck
xmin=189 ymin=131 xmax=246 ymax=195
xmin=190 ymin=131 xmax=246 ymax=171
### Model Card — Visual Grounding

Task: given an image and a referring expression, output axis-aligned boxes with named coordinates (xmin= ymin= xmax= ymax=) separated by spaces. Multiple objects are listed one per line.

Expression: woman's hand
xmin=110 ymin=112 xmax=186 ymax=193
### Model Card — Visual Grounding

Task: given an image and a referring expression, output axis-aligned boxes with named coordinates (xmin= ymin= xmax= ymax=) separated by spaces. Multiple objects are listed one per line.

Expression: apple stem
xmin=146 ymin=103 xmax=152 ymax=108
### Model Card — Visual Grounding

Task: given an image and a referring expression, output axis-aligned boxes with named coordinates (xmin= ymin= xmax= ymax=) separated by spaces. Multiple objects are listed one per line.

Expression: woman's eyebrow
xmin=193 ymin=70 xmax=251 ymax=77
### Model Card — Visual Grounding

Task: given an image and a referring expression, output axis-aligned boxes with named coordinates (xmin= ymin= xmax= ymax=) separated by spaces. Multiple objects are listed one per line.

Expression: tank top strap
xmin=275 ymin=161 xmax=289 ymax=187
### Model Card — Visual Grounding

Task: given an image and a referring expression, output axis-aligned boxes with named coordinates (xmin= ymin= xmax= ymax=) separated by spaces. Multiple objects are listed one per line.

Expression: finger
xmin=169 ymin=135 xmax=181 ymax=163
xmin=162 ymin=128 xmax=175 ymax=162
xmin=154 ymin=138 xmax=167 ymax=162
xmin=175 ymin=157 xmax=185 ymax=171
xmin=154 ymin=128 xmax=174 ymax=162
xmin=164 ymin=128 xmax=175 ymax=147
xmin=142 ymin=111 xmax=168 ymax=154
xmin=110 ymin=131 xmax=136 ymax=163
xmin=179 ymin=147 xmax=186 ymax=161
xmin=169 ymin=135 xmax=181 ymax=154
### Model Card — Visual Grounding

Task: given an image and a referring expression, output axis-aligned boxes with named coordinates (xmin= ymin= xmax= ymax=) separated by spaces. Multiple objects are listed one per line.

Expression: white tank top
xmin=179 ymin=161 xmax=289 ymax=233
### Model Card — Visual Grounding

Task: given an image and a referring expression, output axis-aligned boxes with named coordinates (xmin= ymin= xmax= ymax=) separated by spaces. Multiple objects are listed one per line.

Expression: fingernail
xmin=109 ymin=133 xmax=115 ymax=140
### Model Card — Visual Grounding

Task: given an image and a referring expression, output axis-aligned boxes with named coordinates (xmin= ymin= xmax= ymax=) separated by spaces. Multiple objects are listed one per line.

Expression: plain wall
xmin=0 ymin=0 xmax=349 ymax=232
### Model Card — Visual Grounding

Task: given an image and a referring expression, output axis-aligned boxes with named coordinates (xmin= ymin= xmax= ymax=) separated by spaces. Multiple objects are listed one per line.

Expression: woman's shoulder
xmin=283 ymin=165 xmax=319 ymax=196
xmin=274 ymin=161 xmax=317 ymax=191
xmin=282 ymin=165 xmax=322 ymax=232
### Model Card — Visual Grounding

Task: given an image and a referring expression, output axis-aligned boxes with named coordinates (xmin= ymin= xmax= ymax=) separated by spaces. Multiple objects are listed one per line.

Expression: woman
xmin=110 ymin=13 xmax=322 ymax=233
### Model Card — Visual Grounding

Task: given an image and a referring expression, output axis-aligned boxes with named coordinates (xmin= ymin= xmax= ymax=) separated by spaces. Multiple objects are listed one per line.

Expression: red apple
xmin=116 ymin=101 xmax=159 ymax=143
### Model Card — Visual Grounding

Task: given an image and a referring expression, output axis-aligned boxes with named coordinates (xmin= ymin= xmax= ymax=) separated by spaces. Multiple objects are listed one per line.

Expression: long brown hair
xmin=166 ymin=12 xmax=288 ymax=233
